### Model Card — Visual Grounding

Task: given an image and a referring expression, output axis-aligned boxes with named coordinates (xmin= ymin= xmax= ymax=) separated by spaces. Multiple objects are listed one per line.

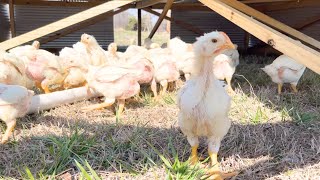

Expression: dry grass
xmin=0 ymin=55 xmax=320 ymax=179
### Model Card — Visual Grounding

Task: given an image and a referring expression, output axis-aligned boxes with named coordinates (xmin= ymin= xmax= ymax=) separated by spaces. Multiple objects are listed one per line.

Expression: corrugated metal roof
xmin=14 ymin=5 xmax=114 ymax=49
xmin=171 ymin=10 xmax=246 ymax=47
xmin=0 ymin=4 xmax=10 ymax=42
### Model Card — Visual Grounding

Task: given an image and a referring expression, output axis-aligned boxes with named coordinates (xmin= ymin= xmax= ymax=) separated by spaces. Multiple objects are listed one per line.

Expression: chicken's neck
xmin=193 ymin=56 xmax=216 ymax=93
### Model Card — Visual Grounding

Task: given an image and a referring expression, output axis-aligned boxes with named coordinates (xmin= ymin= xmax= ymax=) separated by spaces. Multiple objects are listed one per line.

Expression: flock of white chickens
xmin=0 ymin=30 xmax=307 ymax=179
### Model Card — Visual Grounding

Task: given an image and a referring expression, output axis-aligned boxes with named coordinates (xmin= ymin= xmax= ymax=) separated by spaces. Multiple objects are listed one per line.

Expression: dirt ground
xmin=0 ymin=55 xmax=319 ymax=179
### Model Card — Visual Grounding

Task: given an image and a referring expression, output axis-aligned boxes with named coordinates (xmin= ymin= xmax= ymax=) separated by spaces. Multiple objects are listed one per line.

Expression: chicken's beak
xmin=219 ymin=32 xmax=236 ymax=50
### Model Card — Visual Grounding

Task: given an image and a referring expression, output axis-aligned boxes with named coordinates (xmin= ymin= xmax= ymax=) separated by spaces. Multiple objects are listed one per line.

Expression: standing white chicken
xmin=80 ymin=33 xmax=107 ymax=66
xmin=177 ymin=31 xmax=237 ymax=179
xmin=0 ymin=84 xmax=34 ymax=144
xmin=261 ymin=54 xmax=306 ymax=94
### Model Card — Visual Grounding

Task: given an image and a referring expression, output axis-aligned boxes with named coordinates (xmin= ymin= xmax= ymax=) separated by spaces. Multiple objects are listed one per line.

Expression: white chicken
xmin=0 ymin=83 xmax=34 ymax=144
xmin=212 ymin=46 xmax=240 ymax=94
xmin=261 ymin=54 xmax=306 ymax=94
xmin=83 ymin=65 xmax=141 ymax=116
xmin=146 ymin=48 xmax=180 ymax=97
xmin=59 ymin=46 xmax=88 ymax=89
xmin=80 ymin=33 xmax=107 ymax=66
xmin=8 ymin=41 xmax=40 ymax=58
xmin=104 ymin=43 xmax=124 ymax=64
xmin=177 ymin=31 xmax=238 ymax=179
xmin=0 ymin=52 xmax=34 ymax=89
xmin=143 ymin=38 xmax=161 ymax=49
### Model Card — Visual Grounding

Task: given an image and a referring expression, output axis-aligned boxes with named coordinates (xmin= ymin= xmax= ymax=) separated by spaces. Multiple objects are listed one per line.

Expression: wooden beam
xmin=148 ymin=0 xmax=173 ymax=39
xmin=143 ymin=7 xmax=204 ymax=35
xmin=40 ymin=5 xmax=131 ymax=45
xmin=138 ymin=9 xmax=142 ymax=46
xmin=9 ymin=0 xmax=16 ymax=38
xmin=220 ymin=0 xmax=320 ymax=50
xmin=0 ymin=0 xmax=135 ymax=50
xmin=136 ymin=0 xmax=166 ymax=9
xmin=0 ymin=0 xmax=104 ymax=7
xmin=199 ymin=0 xmax=320 ymax=74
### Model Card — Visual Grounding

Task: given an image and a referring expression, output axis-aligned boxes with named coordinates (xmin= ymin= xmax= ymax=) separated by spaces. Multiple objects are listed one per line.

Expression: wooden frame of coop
xmin=0 ymin=0 xmax=319 ymax=74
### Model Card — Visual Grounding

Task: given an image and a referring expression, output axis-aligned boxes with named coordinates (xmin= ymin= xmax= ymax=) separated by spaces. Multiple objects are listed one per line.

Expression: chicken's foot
xmin=204 ymin=152 xmax=238 ymax=180
xmin=1 ymin=119 xmax=16 ymax=144
xmin=81 ymin=101 xmax=114 ymax=112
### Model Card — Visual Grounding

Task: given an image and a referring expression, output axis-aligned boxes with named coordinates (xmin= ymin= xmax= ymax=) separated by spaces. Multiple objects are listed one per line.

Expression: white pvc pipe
xmin=27 ymin=87 xmax=102 ymax=114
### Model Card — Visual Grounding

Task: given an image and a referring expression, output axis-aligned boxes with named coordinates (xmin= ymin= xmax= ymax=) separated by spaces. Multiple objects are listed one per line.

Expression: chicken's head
xmin=108 ymin=43 xmax=118 ymax=55
xmin=193 ymin=31 xmax=235 ymax=57
xmin=81 ymin=33 xmax=98 ymax=46
xmin=32 ymin=41 xmax=40 ymax=49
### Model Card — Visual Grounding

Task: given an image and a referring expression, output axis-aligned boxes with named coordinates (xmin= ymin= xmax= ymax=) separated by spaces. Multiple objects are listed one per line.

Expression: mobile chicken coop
xmin=0 ymin=0 xmax=319 ymax=74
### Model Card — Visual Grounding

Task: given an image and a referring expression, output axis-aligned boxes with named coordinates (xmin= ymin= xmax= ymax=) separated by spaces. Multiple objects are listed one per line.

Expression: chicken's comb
xmin=219 ymin=31 xmax=232 ymax=44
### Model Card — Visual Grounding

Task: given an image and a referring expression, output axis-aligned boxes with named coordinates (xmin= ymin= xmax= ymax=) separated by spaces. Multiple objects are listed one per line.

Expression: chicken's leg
xmin=160 ymin=80 xmax=168 ymax=95
xmin=277 ymin=83 xmax=283 ymax=95
xmin=1 ymin=119 xmax=16 ymax=144
xmin=117 ymin=99 xmax=125 ymax=116
xmin=206 ymin=137 xmax=238 ymax=179
xmin=82 ymin=98 xmax=115 ymax=111
xmin=290 ymin=83 xmax=298 ymax=93
xmin=187 ymin=136 xmax=199 ymax=165
xmin=151 ymin=78 xmax=158 ymax=98
xmin=41 ymin=84 xmax=51 ymax=94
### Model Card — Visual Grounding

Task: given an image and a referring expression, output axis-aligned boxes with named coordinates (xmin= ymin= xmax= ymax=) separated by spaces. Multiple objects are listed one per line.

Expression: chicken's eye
xmin=211 ymin=39 xmax=217 ymax=43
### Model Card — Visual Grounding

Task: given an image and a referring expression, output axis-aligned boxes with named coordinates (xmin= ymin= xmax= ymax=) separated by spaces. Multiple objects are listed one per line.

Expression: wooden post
xmin=0 ymin=0 xmax=135 ymax=50
xmin=220 ymin=0 xmax=320 ymax=50
xmin=148 ymin=0 xmax=173 ymax=39
xmin=138 ymin=9 xmax=142 ymax=46
xmin=9 ymin=0 xmax=16 ymax=38
xmin=199 ymin=0 xmax=320 ymax=74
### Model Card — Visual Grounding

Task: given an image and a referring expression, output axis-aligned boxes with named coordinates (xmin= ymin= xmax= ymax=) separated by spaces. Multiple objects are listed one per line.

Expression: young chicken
xmin=0 ymin=52 xmax=34 ymax=89
xmin=80 ymin=33 xmax=107 ymax=66
xmin=59 ymin=46 xmax=88 ymax=89
xmin=212 ymin=46 xmax=240 ymax=94
xmin=167 ymin=37 xmax=195 ymax=80
xmin=104 ymin=43 xmax=124 ymax=64
xmin=0 ymin=83 xmax=34 ymax=144
xmin=8 ymin=41 xmax=40 ymax=58
xmin=146 ymin=48 xmax=180 ymax=97
xmin=261 ymin=54 xmax=306 ymax=94
xmin=177 ymin=31 xmax=238 ymax=179
xmin=24 ymin=49 xmax=68 ymax=93
xmin=83 ymin=65 xmax=141 ymax=116
xmin=143 ymin=38 xmax=161 ymax=49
